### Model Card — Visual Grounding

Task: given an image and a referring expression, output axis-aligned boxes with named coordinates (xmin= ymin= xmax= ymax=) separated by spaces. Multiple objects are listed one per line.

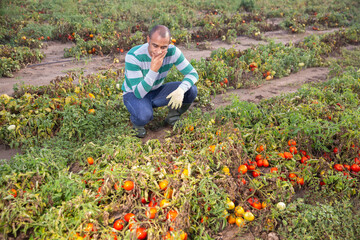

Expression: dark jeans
xmin=123 ymin=82 xmax=197 ymax=126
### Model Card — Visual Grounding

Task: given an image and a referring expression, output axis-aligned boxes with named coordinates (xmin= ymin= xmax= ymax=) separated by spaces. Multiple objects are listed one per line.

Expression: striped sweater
xmin=122 ymin=43 xmax=199 ymax=98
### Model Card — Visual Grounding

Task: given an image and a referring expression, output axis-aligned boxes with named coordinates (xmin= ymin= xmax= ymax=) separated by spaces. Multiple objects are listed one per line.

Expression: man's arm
xmin=124 ymin=50 xmax=167 ymax=99
xmin=124 ymin=53 xmax=159 ymax=99
xmin=174 ymin=48 xmax=199 ymax=91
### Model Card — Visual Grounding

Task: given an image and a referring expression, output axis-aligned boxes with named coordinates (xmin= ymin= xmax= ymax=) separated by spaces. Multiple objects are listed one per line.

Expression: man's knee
xmin=185 ymin=85 xmax=198 ymax=103
xmin=135 ymin=109 xmax=153 ymax=126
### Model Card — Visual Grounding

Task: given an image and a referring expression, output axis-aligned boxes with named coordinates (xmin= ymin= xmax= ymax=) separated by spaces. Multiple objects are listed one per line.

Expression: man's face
xmin=147 ymin=31 xmax=170 ymax=57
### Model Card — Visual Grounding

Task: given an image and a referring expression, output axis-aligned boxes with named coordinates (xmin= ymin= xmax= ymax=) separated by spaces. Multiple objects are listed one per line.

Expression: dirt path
xmin=0 ymin=28 xmax=339 ymax=160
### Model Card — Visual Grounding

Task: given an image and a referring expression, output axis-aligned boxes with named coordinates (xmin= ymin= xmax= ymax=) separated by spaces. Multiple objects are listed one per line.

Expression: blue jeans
xmin=123 ymin=82 xmax=197 ymax=126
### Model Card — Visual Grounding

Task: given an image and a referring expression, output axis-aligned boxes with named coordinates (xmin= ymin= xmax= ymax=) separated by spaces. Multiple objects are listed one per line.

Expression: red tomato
xmin=124 ymin=213 xmax=135 ymax=222
xmin=270 ymin=167 xmax=278 ymax=173
xmin=334 ymin=164 xmax=344 ymax=171
xmin=333 ymin=147 xmax=339 ymax=154
xmin=252 ymin=170 xmax=260 ymax=178
xmin=351 ymin=164 xmax=360 ymax=172
xmin=136 ymin=227 xmax=147 ymax=240
xmin=256 ymin=160 xmax=263 ymax=167
xmin=113 ymin=219 xmax=124 ymax=231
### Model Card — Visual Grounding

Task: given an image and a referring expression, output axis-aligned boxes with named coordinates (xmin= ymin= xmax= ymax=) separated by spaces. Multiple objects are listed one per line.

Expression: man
xmin=122 ymin=25 xmax=198 ymax=138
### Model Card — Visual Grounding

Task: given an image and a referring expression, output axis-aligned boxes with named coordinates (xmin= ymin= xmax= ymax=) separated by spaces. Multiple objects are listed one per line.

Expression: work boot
xmin=165 ymin=103 xmax=192 ymax=126
xmin=132 ymin=124 xmax=146 ymax=138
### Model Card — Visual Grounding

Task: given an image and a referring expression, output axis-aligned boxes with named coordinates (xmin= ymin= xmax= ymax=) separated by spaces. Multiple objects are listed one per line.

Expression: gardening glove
xmin=166 ymin=87 xmax=185 ymax=110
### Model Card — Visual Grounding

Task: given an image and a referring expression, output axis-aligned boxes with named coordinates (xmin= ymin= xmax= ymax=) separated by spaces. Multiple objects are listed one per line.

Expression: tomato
xmin=113 ymin=219 xmax=124 ymax=231
xmin=166 ymin=210 xmax=178 ymax=221
xmin=10 ymin=189 xmax=17 ymax=198
xmin=243 ymin=212 xmax=255 ymax=221
xmin=289 ymin=146 xmax=297 ymax=154
xmin=227 ymin=214 xmax=236 ymax=224
xmin=252 ymin=170 xmax=260 ymax=177
xmin=141 ymin=197 xmax=148 ymax=204
xmin=223 ymin=78 xmax=228 ymax=84
xmin=248 ymin=164 xmax=256 ymax=171
xmin=238 ymin=165 xmax=248 ymax=174
xmin=234 ymin=206 xmax=245 ymax=217
xmin=334 ymin=164 xmax=344 ymax=171
xmin=288 ymin=139 xmax=296 ymax=146
xmin=355 ymin=157 xmax=360 ymax=164
xmin=343 ymin=164 xmax=351 ymax=171
xmin=333 ymin=147 xmax=339 ymax=154
xmin=255 ymin=154 xmax=263 ymax=161
xmin=236 ymin=217 xmax=245 ymax=227
xmin=122 ymin=180 xmax=134 ymax=191
xmin=256 ymin=160 xmax=263 ymax=167
xmin=351 ymin=164 xmax=360 ymax=172
xmin=87 ymin=157 xmax=94 ymax=165
xmin=159 ymin=179 xmax=169 ymax=190
xmin=283 ymin=152 xmax=293 ymax=159
xmin=270 ymin=167 xmax=278 ymax=173
xmin=256 ymin=145 xmax=265 ymax=152
xmin=252 ymin=201 xmax=262 ymax=210
xmin=124 ymin=213 xmax=135 ymax=222
xmin=262 ymin=159 xmax=269 ymax=167
xmin=288 ymin=173 xmax=297 ymax=180
xmin=297 ymin=177 xmax=304 ymax=185
xmin=241 ymin=178 xmax=247 ymax=185
xmin=146 ymin=207 xmax=157 ymax=219
xmin=148 ymin=197 xmax=158 ymax=207
xmin=84 ymin=223 xmax=95 ymax=232
xmin=300 ymin=156 xmax=308 ymax=164
xmin=136 ymin=227 xmax=147 ymax=240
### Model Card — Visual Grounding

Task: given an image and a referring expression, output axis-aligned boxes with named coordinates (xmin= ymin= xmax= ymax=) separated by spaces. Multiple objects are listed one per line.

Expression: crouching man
xmin=121 ymin=25 xmax=198 ymax=138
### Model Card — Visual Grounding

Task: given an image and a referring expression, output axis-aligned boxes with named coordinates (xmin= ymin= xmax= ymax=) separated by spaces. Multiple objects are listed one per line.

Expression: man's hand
xmin=166 ymin=87 xmax=185 ymax=109
xmin=150 ymin=50 xmax=167 ymax=72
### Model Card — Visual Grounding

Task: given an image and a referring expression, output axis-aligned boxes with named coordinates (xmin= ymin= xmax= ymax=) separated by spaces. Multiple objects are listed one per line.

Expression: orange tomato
xmin=227 ymin=214 xmax=236 ymax=224
xmin=159 ymin=179 xmax=169 ymax=190
xmin=146 ymin=207 xmax=157 ymax=219
xmin=122 ymin=180 xmax=134 ymax=191
xmin=238 ymin=165 xmax=248 ymax=174
xmin=88 ymin=109 xmax=95 ymax=114
xmin=283 ymin=152 xmax=293 ymax=159
xmin=262 ymin=159 xmax=269 ymax=167
xmin=84 ymin=223 xmax=95 ymax=232
xmin=87 ymin=157 xmax=94 ymax=165
xmin=252 ymin=201 xmax=262 ymax=210
xmin=166 ymin=210 xmax=178 ymax=221
xmin=261 ymin=202 xmax=267 ymax=209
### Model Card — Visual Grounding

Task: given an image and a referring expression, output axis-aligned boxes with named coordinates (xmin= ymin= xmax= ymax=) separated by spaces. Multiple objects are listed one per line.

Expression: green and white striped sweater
xmin=122 ymin=43 xmax=199 ymax=99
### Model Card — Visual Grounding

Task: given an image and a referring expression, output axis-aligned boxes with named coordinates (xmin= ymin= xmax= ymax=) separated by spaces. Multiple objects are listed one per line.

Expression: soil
xmin=0 ymin=26 xmax=347 ymax=240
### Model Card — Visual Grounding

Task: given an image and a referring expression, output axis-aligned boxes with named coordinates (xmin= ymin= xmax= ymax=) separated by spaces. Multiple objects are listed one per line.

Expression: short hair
xmin=149 ymin=25 xmax=171 ymax=39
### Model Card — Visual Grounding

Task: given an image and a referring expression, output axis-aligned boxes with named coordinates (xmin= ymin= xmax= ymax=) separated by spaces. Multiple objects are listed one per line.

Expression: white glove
xmin=166 ymin=87 xmax=185 ymax=109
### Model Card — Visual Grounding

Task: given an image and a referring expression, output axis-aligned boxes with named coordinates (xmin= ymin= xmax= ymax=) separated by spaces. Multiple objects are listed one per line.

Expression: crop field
xmin=1 ymin=0 xmax=360 ymax=239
